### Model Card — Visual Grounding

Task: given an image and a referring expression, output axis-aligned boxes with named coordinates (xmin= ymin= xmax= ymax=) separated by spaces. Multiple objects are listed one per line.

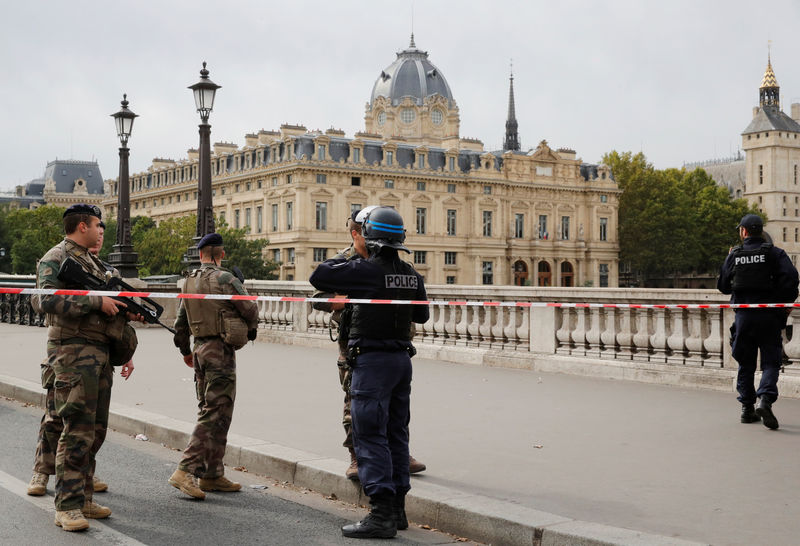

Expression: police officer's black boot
xmin=740 ymin=403 xmax=760 ymax=423
xmin=341 ymin=494 xmax=396 ymax=538
xmin=756 ymin=398 xmax=779 ymax=430
xmin=392 ymin=493 xmax=408 ymax=530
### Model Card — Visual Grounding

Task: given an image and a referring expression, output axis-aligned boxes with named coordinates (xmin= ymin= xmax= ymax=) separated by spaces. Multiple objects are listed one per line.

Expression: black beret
xmin=197 ymin=232 xmax=223 ymax=249
xmin=99 ymin=221 xmax=106 ymax=230
xmin=63 ymin=203 xmax=102 ymax=220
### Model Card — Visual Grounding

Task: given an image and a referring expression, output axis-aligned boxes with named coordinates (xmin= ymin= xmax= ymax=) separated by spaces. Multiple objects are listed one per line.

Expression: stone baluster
xmin=585 ymin=307 xmax=602 ymax=358
xmin=443 ymin=304 xmax=457 ymax=345
xmin=503 ymin=306 xmax=519 ymax=349
xmin=257 ymin=300 xmax=268 ymax=327
xmin=782 ymin=314 xmax=800 ymax=367
xmin=702 ymin=309 xmax=723 ymax=368
xmin=467 ymin=305 xmax=481 ymax=347
xmin=616 ymin=308 xmax=634 ymax=360
xmin=491 ymin=306 xmax=506 ymax=348
xmin=555 ymin=308 xmax=572 ymax=355
xmin=270 ymin=300 xmax=281 ymax=328
xmin=454 ymin=305 xmax=469 ymax=345
xmin=665 ymin=309 xmax=687 ymax=366
xmin=479 ymin=306 xmax=493 ymax=347
xmin=600 ymin=308 xmax=618 ymax=359
xmin=516 ymin=307 xmax=530 ymax=350
xmin=571 ymin=308 xmax=587 ymax=356
xmin=434 ymin=304 xmax=447 ymax=344
xmin=285 ymin=300 xmax=294 ymax=330
xmin=631 ymin=308 xmax=651 ymax=361
xmin=649 ymin=308 xmax=668 ymax=363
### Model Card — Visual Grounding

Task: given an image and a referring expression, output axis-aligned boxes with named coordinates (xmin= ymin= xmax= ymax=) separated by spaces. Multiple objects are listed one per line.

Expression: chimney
xmin=792 ymin=102 xmax=800 ymax=123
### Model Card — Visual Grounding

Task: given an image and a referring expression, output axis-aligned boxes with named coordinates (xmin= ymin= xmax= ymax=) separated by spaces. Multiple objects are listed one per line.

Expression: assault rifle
xmin=57 ymin=257 xmax=176 ymax=334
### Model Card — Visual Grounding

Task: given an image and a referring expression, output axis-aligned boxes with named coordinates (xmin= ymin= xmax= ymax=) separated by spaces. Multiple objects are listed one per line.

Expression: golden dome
xmin=761 ymin=58 xmax=779 ymax=89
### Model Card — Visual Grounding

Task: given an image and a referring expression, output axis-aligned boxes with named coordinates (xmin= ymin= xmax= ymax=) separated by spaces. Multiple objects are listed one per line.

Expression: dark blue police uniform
xmin=718 ymin=234 xmax=798 ymax=412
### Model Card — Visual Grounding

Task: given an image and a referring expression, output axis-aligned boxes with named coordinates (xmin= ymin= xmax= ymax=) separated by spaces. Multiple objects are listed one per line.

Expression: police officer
xmin=169 ymin=233 xmax=259 ymax=499
xmin=718 ymin=213 xmax=799 ymax=429
xmin=33 ymin=204 xmax=137 ymax=531
xmin=27 ymin=220 xmax=124 ymax=499
xmin=310 ymin=207 xmax=429 ymax=538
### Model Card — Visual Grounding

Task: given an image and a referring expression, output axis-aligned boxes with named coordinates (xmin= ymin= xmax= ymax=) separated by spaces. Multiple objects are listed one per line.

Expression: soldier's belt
xmin=55 ymin=337 xmax=109 ymax=348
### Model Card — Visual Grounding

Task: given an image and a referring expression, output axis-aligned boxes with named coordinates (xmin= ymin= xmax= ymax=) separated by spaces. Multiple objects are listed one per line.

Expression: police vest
xmin=349 ymin=258 xmax=418 ymax=341
xmin=182 ymin=265 xmax=249 ymax=348
xmin=731 ymin=243 xmax=774 ymax=292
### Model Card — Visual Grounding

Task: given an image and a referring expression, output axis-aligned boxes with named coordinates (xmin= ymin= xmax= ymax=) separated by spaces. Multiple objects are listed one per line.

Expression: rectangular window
xmin=539 ymin=215 xmax=548 ymax=239
xmin=176 ymin=194 xmax=181 ymax=202
xmin=386 ymin=151 xmax=393 ymax=166
xmin=234 ymin=209 xmax=241 ymax=229
xmin=483 ymin=210 xmax=493 ymax=237
xmin=759 ymin=164 xmax=763 ymax=184
xmin=316 ymin=174 xmax=327 ymax=184
xmin=235 ymin=184 xmax=240 ymax=193
xmin=599 ymin=264 xmax=609 ymax=287
xmin=447 ymin=209 xmax=457 ymax=236
xmin=318 ymin=145 xmax=326 ymax=161
xmin=286 ymin=202 xmax=293 ymax=230
xmin=272 ymin=249 xmax=281 ymax=263
xmin=446 ymin=276 xmax=456 ymax=284
xmin=384 ymin=179 xmax=394 ymax=189
xmin=448 ymin=157 xmax=455 ymax=172
xmin=417 ymin=181 xmax=426 ymax=191
xmin=561 ymin=216 xmax=570 ymax=240
xmin=483 ymin=185 xmax=492 ymax=195
xmin=416 ymin=207 xmax=427 ymax=235
xmin=353 ymin=148 xmax=360 ymax=163
xmin=221 ymin=187 xmax=226 ymax=195
xmin=246 ymin=182 xmax=251 ymax=191
xmin=287 ymin=175 xmax=292 ymax=184
xmin=418 ymin=155 xmax=425 ymax=169
xmin=351 ymin=176 xmax=361 ymax=186
xmin=245 ymin=208 xmax=251 ymax=232
xmin=795 ymin=164 xmax=798 ymax=184
xmin=287 ymin=248 xmax=295 ymax=264
xmin=795 ymin=228 xmax=798 ymax=243
xmin=220 ymin=211 xmax=225 ymax=223
xmin=482 ymin=261 xmax=493 ymax=285
xmin=783 ymin=227 xmax=787 ymax=242
xmin=414 ymin=251 xmax=426 ymax=264
xmin=271 ymin=204 xmax=278 ymax=231
xmin=600 ymin=217 xmax=608 ymax=241
xmin=313 ymin=248 xmax=327 ymax=262
xmin=600 ymin=194 xmax=607 ymax=203
xmin=351 ymin=203 xmax=362 ymax=216
xmin=514 ymin=213 xmax=524 ymax=239
xmin=258 ymin=180 xmax=263 ymax=189
xmin=316 ymin=202 xmax=328 ymax=231
xmin=256 ymin=206 xmax=263 ymax=233
xmin=444 ymin=251 xmax=456 ymax=265
xmin=447 ymin=183 xmax=456 ymax=193
xmin=272 ymin=176 xmax=278 ymax=186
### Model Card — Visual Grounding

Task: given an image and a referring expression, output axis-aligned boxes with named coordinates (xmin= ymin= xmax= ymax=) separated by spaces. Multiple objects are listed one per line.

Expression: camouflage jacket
xmin=173 ymin=264 xmax=259 ymax=355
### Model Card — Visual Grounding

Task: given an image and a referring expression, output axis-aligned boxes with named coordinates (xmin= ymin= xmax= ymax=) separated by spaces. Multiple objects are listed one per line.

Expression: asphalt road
xmin=0 ymin=397 xmax=477 ymax=546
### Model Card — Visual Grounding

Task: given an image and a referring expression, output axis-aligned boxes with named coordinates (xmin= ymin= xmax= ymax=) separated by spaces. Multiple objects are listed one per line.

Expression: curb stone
xmin=0 ymin=373 xmax=706 ymax=546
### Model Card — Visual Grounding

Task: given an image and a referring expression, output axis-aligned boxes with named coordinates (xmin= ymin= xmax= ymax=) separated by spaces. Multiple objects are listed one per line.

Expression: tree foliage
xmin=603 ymin=151 xmax=761 ymax=284
xmin=2 ymin=205 xmax=66 ymax=274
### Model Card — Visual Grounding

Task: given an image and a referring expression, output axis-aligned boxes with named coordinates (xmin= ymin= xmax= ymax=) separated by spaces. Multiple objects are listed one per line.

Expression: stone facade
xmin=1 ymin=159 xmax=105 ymax=210
xmin=103 ymin=38 xmax=620 ymax=286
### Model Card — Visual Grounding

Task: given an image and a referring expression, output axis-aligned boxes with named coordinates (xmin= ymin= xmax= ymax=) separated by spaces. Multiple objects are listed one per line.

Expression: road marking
xmin=0 ymin=470 xmax=146 ymax=545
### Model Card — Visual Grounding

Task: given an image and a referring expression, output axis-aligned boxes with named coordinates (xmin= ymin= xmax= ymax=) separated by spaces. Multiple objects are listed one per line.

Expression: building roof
xmin=370 ymin=35 xmax=454 ymax=107
xmin=741 ymin=105 xmax=800 ymax=135
xmin=43 ymin=159 xmax=104 ymax=194
xmin=761 ymin=58 xmax=778 ymax=89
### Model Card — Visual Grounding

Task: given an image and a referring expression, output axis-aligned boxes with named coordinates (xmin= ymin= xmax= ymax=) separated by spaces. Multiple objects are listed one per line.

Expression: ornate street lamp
xmin=184 ymin=62 xmax=221 ymax=269
xmin=108 ymin=94 xmax=140 ymax=278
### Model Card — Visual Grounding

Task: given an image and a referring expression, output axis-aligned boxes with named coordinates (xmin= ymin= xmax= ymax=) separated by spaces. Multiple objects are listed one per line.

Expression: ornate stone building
xmin=0 ymin=159 xmax=105 ymax=210
xmin=104 ymin=37 xmax=620 ymax=286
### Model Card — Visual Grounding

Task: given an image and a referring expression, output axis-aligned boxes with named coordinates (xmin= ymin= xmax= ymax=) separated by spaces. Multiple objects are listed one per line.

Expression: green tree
xmin=3 ymin=205 xmax=65 ymax=274
xmin=217 ymin=224 xmax=278 ymax=279
xmin=98 ymin=217 xmax=117 ymax=261
xmin=0 ymin=204 xmax=13 ymax=273
xmin=131 ymin=215 xmax=195 ymax=277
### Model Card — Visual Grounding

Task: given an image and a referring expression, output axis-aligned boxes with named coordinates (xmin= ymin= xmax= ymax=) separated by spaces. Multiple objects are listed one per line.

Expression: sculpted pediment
xmin=441 ymin=196 xmax=463 ymax=206
xmin=411 ymin=193 xmax=432 ymax=203
xmin=529 ymin=140 xmax=560 ymax=162
xmin=309 ymin=188 xmax=334 ymax=199
xmin=345 ymin=189 xmax=369 ymax=200
xmin=478 ymin=196 xmax=498 ymax=207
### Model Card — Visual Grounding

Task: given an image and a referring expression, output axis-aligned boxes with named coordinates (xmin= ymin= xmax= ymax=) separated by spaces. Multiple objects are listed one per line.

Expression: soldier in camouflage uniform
xmin=32 ymin=204 xmax=139 ymax=532
xmin=318 ymin=208 xmax=425 ymax=481
xmin=169 ymin=233 xmax=259 ymax=500
xmin=28 ymin=221 xmax=129 ymax=499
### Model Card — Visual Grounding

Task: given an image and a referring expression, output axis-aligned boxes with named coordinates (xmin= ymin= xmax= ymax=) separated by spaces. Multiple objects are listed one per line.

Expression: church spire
xmin=760 ymin=47 xmax=780 ymax=108
xmin=503 ymin=61 xmax=520 ymax=151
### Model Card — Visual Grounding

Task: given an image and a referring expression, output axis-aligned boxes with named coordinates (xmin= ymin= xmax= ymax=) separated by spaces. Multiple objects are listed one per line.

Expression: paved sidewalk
xmin=3 ymin=323 xmax=800 ymax=545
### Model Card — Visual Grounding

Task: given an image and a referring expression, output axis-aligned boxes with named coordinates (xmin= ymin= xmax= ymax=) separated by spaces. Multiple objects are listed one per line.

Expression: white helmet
xmin=354 ymin=205 xmax=379 ymax=225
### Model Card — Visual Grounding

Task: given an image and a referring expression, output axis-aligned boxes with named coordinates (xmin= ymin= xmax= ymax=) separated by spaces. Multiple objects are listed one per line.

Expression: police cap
xmin=738 ymin=214 xmax=763 ymax=233
xmin=197 ymin=232 xmax=223 ymax=249
xmin=63 ymin=203 xmax=102 ymax=220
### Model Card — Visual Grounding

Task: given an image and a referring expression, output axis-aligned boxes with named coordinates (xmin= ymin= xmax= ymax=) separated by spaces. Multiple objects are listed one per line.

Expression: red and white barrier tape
xmin=0 ymin=287 xmax=797 ymax=310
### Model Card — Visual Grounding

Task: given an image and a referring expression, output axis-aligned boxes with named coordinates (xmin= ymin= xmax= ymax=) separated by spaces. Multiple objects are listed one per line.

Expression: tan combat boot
xmin=409 ymin=455 xmax=426 ymax=474
xmin=27 ymin=472 xmax=49 ymax=496
xmin=199 ymin=475 xmax=241 ymax=492
xmin=55 ymin=509 xmax=89 ymax=531
xmin=82 ymin=500 xmax=112 ymax=519
xmin=346 ymin=448 xmax=359 ymax=481
xmin=93 ymin=476 xmax=108 ymax=492
xmin=169 ymin=469 xmax=206 ymax=499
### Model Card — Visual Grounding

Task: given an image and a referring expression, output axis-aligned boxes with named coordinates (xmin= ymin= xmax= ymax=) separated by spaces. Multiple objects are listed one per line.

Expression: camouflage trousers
xmin=337 ymin=358 xmax=353 ymax=449
xmin=47 ymin=341 xmax=112 ymax=511
xmin=179 ymin=338 xmax=236 ymax=479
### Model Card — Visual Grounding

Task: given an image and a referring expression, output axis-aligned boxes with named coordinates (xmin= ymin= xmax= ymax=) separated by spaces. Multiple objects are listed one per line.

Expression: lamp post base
xmin=108 ymin=245 xmax=139 ymax=278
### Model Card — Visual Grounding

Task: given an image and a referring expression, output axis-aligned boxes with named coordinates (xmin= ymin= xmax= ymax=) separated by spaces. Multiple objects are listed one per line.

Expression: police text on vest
xmin=385 ymin=275 xmax=418 ymax=289
xmin=735 ymin=255 xmax=766 ymax=265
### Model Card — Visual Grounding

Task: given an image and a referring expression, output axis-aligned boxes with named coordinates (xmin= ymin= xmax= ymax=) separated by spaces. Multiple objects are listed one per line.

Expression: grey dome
xmin=370 ymin=36 xmax=454 ymax=107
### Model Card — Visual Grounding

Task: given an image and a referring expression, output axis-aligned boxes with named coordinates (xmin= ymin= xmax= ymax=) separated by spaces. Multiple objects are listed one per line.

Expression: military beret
xmin=197 ymin=232 xmax=223 ymax=249
xmin=99 ymin=221 xmax=106 ymax=230
xmin=63 ymin=203 xmax=102 ymax=219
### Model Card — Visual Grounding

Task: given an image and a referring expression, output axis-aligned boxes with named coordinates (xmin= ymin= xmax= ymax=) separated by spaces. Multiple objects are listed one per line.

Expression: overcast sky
xmin=2 ymin=0 xmax=799 ymax=191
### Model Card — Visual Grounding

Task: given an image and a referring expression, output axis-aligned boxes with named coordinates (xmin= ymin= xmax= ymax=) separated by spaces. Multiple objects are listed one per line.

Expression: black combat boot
xmin=341 ymin=494 xmax=396 ymax=538
xmin=740 ymin=403 xmax=760 ymax=423
xmin=756 ymin=398 xmax=779 ymax=430
xmin=392 ymin=493 xmax=408 ymax=530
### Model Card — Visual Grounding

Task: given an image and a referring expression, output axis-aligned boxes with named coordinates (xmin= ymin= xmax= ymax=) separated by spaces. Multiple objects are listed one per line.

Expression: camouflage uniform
xmin=333 ymin=245 xmax=359 ymax=450
xmin=34 ymin=238 xmax=125 ymax=511
xmin=173 ymin=264 xmax=258 ymax=479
